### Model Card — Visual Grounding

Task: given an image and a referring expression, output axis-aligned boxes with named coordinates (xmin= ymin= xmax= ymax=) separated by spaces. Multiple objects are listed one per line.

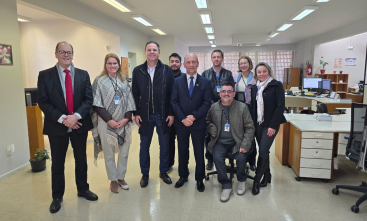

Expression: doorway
xmin=128 ymin=52 xmax=137 ymax=78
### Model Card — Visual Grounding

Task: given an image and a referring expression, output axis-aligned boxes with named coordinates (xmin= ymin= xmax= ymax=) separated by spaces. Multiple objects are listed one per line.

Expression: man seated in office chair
xmin=206 ymin=82 xmax=255 ymax=202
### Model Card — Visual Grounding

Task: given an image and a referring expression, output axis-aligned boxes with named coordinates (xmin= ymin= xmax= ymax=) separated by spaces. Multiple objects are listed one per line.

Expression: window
xmin=223 ymin=52 xmax=240 ymax=74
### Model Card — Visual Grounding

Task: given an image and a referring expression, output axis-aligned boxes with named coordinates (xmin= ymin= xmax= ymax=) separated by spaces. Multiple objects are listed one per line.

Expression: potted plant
xmin=319 ymin=57 xmax=329 ymax=74
xmin=29 ymin=148 xmax=50 ymax=172
xmin=333 ymin=71 xmax=336 ymax=74
xmin=339 ymin=70 xmax=343 ymax=74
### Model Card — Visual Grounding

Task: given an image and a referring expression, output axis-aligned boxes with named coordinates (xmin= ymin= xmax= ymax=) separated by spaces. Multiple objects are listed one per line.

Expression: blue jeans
xmin=140 ymin=114 xmax=170 ymax=174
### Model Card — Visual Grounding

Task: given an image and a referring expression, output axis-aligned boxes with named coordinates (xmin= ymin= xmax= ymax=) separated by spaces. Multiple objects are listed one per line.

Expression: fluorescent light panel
xmin=207 ymin=35 xmax=215 ymax=40
xmin=18 ymin=15 xmax=31 ymax=22
xmin=277 ymin=22 xmax=294 ymax=31
xmin=290 ymin=6 xmax=318 ymax=21
xmin=131 ymin=15 xmax=153 ymax=26
xmin=199 ymin=11 xmax=212 ymax=24
xmin=103 ymin=0 xmax=133 ymax=12
xmin=152 ymin=28 xmax=166 ymax=35
xmin=269 ymin=32 xmax=279 ymax=38
xmin=204 ymin=26 xmax=214 ymax=34
xmin=211 ymin=45 xmax=216 ymax=47
xmin=209 ymin=41 xmax=215 ymax=44
xmin=195 ymin=0 xmax=208 ymax=9
xmin=314 ymin=0 xmax=330 ymax=2
xmin=255 ymin=44 xmax=261 ymax=46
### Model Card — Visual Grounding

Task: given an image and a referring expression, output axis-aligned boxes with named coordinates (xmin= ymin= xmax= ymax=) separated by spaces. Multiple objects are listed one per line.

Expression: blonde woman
xmin=91 ymin=53 xmax=136 ymax=193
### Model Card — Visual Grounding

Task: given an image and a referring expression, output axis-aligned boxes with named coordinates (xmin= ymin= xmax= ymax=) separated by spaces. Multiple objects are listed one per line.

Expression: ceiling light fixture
xmin=313 ymin=0 xmax=331 ymax=3
xmin=209 ymin=41 xmax=215 ymax=44
xmin=354 ymin=32 xmax=367 ymax=37
xmin=199 ymin=11 xmax=212 ymax=24
xmin=211 ymin=45 xmax=216 ymax=47
xmin=103 ymin=0 xmax=133 ymax=12
xmin=255 ymin=44 xmax=261 ymax=46
xmin=277 ymin=22 xmax=294 ymax=31
xmin=151 ymin=27 xmax=167 ymax=35
xmin=290 ymin=6 xmax=318 ymax=21
xmin=269 ymin=32 xmax=279 ymax=38
xmin=131 ymin=15 xmax=154 ymax=26
xmin=207 ymin=35 xmax=215 ymax=40
xmin=18 ymin=15 xmax=31 ymax=22
xmin=195 ymin=0 xmax=208 ymax=9
xmin=204 ymin=26 xmax=214 ymax=34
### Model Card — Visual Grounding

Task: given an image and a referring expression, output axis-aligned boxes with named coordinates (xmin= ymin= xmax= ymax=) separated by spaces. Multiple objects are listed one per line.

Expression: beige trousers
xmin=97 ymin=116 xmax=130 ymax=181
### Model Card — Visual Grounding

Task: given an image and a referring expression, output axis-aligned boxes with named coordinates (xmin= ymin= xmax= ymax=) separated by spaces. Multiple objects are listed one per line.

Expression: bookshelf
xmin=315 ymin=73 xmax=349 ymax=98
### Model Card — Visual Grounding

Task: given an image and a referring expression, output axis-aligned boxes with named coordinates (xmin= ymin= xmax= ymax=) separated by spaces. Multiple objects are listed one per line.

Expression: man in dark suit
xmin=38 ymin=41 xmax=98 ymax=214
xmin=132 ymin=41 xmax=174 ymax=187
xmin=171 ymin=54 xmax=212 ymax=192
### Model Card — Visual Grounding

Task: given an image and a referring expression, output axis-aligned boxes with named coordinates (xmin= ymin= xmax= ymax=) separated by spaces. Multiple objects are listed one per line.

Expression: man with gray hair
xmin=38 ymin=41 xmax=98 ymax=213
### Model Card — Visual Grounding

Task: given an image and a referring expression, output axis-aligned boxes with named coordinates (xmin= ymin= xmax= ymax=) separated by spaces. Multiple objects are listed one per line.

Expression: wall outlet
xmin=6 ymin=144 xmax=15 ymax=156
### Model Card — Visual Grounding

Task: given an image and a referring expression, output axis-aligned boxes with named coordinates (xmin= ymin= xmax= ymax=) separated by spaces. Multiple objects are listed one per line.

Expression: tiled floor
xmin=1 ymin=125 xmax=367 ymax=221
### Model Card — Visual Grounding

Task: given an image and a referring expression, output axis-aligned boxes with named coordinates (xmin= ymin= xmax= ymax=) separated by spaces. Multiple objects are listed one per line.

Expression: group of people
xmin=37 ymin=40 xmax=286 ymax=214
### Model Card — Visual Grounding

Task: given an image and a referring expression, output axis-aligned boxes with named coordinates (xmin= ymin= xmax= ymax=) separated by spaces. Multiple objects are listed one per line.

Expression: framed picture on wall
xmin=0 ymin=44 xmax=13 ymax=66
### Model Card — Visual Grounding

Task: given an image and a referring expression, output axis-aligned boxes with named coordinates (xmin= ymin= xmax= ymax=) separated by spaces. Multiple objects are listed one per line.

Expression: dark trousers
xmin=140 ymin=113 xmax=169 ymax=174
xmin=255 ymin=123 xmax=279 ymax=159
xmin=213 ymin=142 xmax=248 ymax=189
xmin=48 ymin=131 xmax=89 ymax=199
xmin=176 ymin=127 xmax=206 ymax=181
xmin=169 ymin=125 xmax=189 ymax=167
xmin=205 ymin=132 xmax=213 ymax=162
xmin=247 ymin=139 xmax=257 ymax=166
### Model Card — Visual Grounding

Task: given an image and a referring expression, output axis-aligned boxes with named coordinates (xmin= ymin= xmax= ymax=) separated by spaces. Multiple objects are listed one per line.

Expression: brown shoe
xmin=110 ymin=181 xmax=119 ymax=193
xmin=118 ymin=179 xmax=129 ymax=190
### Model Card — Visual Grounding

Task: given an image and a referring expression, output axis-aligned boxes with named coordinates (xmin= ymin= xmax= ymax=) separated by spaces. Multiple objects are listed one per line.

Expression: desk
xmin=275 ymin=114 xmax=351 ymax=165
xmin=285 ymin=95 xmax=352 ymax=113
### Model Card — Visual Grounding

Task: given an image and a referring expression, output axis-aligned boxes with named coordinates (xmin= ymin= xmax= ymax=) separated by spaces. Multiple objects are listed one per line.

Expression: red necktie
xmin=64 ymin=69 xmax=74 ymax=114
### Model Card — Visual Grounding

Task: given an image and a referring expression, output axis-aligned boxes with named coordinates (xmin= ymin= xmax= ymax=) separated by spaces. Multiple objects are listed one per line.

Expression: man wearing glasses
xmin=206 ymin=82 xmax=254 ymax=202
xmin=38 ymin=41 xmax=97 ymax=213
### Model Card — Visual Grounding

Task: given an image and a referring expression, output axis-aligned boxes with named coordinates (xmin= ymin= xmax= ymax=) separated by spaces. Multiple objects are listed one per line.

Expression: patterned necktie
xmin=189 ymin=76 xmax=194 ymax=96
xmin=64 ymin=69 xmax=74 ymax=114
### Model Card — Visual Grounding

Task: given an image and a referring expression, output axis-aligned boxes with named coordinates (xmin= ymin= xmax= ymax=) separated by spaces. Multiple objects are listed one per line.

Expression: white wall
xmin=0 ymin=0 xmax=30 ymax=180
xmin=313 ymin=34 xmax=366 ymax=87
xmin=19 ymin=20 xmax=120 ymax=87
xmin=174 ymin=37 xmax=189 ymax=73
xmin=19 ymin=0 xmax=149 ymax=66
xmin=148 ymin=35 xmax=175 ymax=65
xmin=189 ymin=44 xmax=296 ymax=53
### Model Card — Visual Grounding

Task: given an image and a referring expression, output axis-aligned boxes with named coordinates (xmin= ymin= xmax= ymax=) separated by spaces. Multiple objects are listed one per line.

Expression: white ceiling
xmin=17 ymin=3 xmax=61 ymax=20
xmin=17 ymin=0 xmax=367 ymax=47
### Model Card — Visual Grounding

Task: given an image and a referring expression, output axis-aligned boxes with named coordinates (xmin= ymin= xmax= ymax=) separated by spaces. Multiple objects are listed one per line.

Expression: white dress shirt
xmin=186 ymin=73 xmax=198 ymax=89
xmin=147 ymin=65 xmax=156 ymax=82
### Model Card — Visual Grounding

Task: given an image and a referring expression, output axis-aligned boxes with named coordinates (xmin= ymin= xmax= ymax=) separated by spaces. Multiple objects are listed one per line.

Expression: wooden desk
xmin=26 ymin=106 xmax=44 ymax=158
xmin=285 ymin=95 xmax=352 ymax=113
xmin=346 ymin=93 xmax=363 ymax=103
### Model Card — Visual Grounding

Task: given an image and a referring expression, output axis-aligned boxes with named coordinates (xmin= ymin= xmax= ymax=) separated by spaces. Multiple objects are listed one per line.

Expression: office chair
xmin=316 ymin=103 xmax=340 ymax=115
xmin=332 ymin=103 xmax=367 ymax=213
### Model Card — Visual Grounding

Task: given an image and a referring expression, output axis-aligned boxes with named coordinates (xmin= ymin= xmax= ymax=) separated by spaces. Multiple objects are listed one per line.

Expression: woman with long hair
xmin=91 ymin=53 xmax=136 ymax=193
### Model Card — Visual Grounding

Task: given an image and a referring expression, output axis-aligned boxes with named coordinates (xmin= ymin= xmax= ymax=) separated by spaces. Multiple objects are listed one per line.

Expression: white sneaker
xmin=220 ymin=189 xmax=233 ymax=203
xmin=237 ymin=181 xmax=246 ymax=195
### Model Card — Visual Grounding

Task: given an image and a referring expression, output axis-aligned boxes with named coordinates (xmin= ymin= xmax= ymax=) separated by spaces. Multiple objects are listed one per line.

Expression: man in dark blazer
xmin=171 ymin=54 xmax=212 ymax=192
xmin=132 ymin=41 xmax=175 ymax=188
xmin=38 ymin=41 xmax=98 ymax=214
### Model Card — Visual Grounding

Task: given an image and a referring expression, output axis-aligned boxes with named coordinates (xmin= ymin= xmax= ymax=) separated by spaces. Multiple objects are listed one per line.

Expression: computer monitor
xmin=24 ymin=88 xmax=38 ymax=106
xmin=303 ymin=78 xmax=322 ymax=89
xmin=321 ymin=79 xmax=331 ymax=91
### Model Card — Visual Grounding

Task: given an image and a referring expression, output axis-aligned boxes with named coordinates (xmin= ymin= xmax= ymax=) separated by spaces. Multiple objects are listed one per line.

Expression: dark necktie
xmin=189 ymin=76 xmax=194 ymax=96
xmin=64 ymin=69 xmax=74 ymax=114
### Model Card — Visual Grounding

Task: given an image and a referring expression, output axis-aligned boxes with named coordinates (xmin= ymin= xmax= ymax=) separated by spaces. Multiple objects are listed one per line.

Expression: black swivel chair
xmin=332 ymin=103 xmax=367 ymax=213
xmin=316 ymin=103 xmax=340 ymax=115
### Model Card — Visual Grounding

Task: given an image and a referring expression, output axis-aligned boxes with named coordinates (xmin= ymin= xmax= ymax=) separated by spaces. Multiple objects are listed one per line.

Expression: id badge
xmin=256 ymin=93 xmax=259 ymax=100
xmin=244 ymin=91 xmax=246 ymax=95
xmin=216 ymin=86 xmax=221 ymax=92
xmin=114 ymin=96 xmax=120 ymax=105
xmin=224 ymin=124 xmax=230 ymax=132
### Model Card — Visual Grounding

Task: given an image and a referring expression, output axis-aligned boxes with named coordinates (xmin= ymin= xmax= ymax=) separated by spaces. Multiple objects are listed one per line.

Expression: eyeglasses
xmin=220 ymin=90 xmax=234 ymax=94
xmin=59 ymin=51 xmax=73 ymax=55
xmin=239 ymin=62 xmax=249 ymax=66
xmin=106 ymin=62 xmax=118 ymax=66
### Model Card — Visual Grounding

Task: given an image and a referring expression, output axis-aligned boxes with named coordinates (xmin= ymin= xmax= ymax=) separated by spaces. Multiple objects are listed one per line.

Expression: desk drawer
xmin=299 ymin=168 xmax=331 ymax=179
xmin=338 ymin=133 xmax=349 ymax=145
xmin=300 ymin=158 xmax=332 ymax=169
xmin=301 ymin=149 xmax=332 ymax=159
xmin=301 ymin=139 xmax=333 ymax=149
xmin=302 ymin=132 xmax=333 ymax=140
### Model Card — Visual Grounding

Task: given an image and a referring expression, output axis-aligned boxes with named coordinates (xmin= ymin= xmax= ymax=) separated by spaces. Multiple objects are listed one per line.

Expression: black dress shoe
xmin=159 ymin=173 xmax=172 ymax=184
xmin=140 ymin=174 xmax=149 ymax=188
xmin=49 ymin=198 xmax=63 ymax=213
xmin=250 ymin=165 xmax=256 ymax=172
xmin=175 ymin=177 xmax=188 ymax=188
xmin=206 ymin=161 xmax=213 ymax=170
xmin=77 ymin=190 xmax=98 ymax=201
xmin=197 ymin=181 xmax=205 ymax=192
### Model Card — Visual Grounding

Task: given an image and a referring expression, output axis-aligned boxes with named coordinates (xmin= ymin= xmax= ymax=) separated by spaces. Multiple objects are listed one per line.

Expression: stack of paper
xmin=313 ymin=113 xmax=332 ymax=121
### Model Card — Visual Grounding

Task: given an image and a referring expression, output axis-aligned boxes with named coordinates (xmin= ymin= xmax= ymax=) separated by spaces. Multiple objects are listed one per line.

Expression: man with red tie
xmin=38 ymin=41 xmax=98 ymax=214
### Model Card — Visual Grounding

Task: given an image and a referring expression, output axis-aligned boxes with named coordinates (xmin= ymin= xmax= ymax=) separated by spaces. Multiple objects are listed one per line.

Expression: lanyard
xmin=108 ymin=75 xmax=119 ymax=94
xmin=222 ymin=106 xmax=230 ymax=124
xmin=240 ymin=75 xmax=248 ymax=87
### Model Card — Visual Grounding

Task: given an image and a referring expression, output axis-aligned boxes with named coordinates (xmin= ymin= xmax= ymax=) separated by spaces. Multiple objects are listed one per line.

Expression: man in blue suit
xmin=171 ymin=54 xmax=212 ymax=192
